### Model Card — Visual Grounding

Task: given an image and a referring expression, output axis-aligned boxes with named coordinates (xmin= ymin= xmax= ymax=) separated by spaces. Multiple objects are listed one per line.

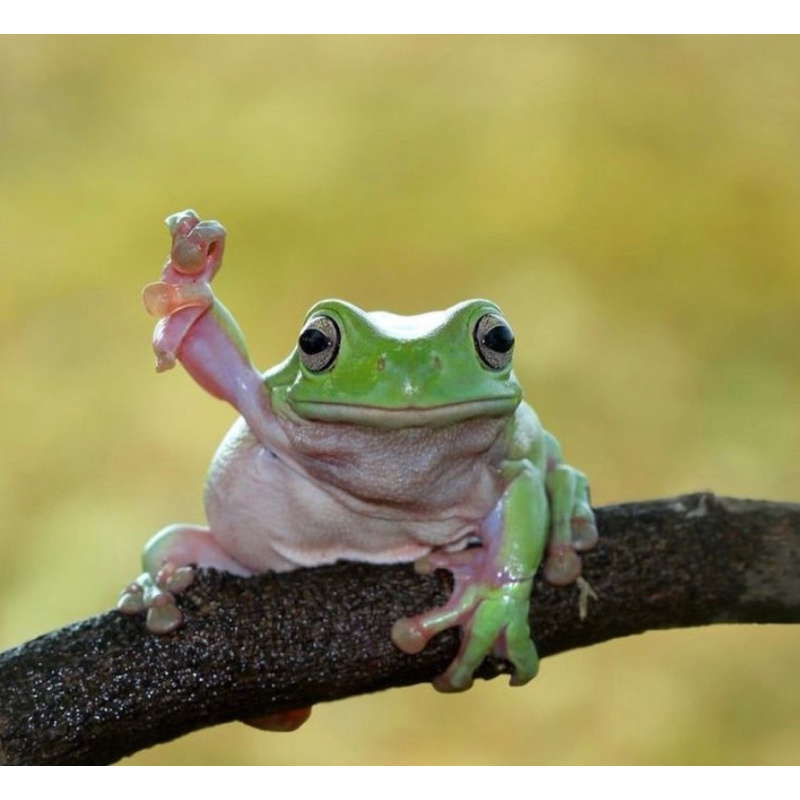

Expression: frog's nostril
xmin=432 ymin=354 xmax=443 ymax=370
xmin=376 ymin=354 xmax=386 ymax=372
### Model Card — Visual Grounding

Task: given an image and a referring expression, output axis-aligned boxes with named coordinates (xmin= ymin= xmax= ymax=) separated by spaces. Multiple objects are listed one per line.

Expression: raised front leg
xmin=142 ymin=210 xmax=273 ymax=438
xmin=392 ymin=460 xmax=548 ymax=692
xmin=119 ymin=211 xmax=275 ymax=634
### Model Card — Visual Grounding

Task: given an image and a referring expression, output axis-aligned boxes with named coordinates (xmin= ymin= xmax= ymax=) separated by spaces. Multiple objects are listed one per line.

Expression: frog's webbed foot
xmin=144 ymin=211 xmax=227 ymax=318
xmin=144 ymin=211 xmax=228 ymax=372
xmin=118 ymin=563 xmax=196 ymax=634
xmin=165 ymin=210 xmax=227 ymax=280
xmin=392 ymin=547 xmax=539 ymax=692
xmin=118 ymin=523 xmax=251 ymax=634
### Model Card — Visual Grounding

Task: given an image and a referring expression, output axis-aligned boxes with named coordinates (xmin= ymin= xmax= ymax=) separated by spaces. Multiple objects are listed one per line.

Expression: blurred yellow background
xmin=0 ymin=35 xmax=797 ymax=765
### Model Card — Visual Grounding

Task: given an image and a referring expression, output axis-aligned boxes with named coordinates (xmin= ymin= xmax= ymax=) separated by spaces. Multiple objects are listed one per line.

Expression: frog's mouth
xmin=287 ymin=396 xmax=520 ymax=429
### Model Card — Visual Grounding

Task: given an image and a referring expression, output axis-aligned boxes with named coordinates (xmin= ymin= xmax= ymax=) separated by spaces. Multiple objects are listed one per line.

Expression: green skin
xmin=120 ymin=210 xmax=597 ymax=708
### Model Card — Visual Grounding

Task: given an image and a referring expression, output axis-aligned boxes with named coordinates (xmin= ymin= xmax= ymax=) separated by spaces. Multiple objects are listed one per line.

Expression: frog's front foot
xmin=118 ymin=563 xmax=196 ymax=634
xmin=144 ymin=212 xmax=228 ymax=372
xmin=142 ymin=211 xmax=226 ymax=320
xmin=391 ymin=549 xmax=538 ymax=692
xmin=165 ymin=209 xmax=227 ymax=278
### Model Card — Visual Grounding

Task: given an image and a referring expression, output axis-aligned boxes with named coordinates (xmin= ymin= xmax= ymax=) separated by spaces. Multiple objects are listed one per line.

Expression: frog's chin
xmin=286 ymin=397 xmax=520 ymax=428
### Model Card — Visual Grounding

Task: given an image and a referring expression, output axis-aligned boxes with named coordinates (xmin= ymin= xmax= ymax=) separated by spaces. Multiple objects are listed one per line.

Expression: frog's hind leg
xmin=118 ymin=524 xmax=252 ymax=634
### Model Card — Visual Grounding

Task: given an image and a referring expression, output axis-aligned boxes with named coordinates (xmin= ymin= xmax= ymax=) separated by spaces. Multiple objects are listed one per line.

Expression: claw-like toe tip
xmin=165 ymin=565 xmax=195 ymax=594
xmin=433 ymin=673 xmax=473 ymax=694
xmin=165 ymin=209 xmax=200 ymax=235
xmin=544 ymin=544 xmax=582 ymax=586
xmin=391 ymin=618 xmax=427 ymax=654
xmin=509 ymin=666 xmax=538 ymax=687
xmin=194 ymin=220 xmax=226 ymax=240
xmin=117 ymin=591 xmax=145 ymax=615
xmin=172 ymin=239 xmax=208 ymax=273
xmin=572 ymin=518 xmax=599 ymax=551
xmin=154 ymin=352 xmax=176 ymax=372
xmin=142 ymin=282 xmax=172 ymax=318
xmin=146 ymin=603 xmax=183 ymax=635
xmin=413 ymin=557 xmax=435 ymax=575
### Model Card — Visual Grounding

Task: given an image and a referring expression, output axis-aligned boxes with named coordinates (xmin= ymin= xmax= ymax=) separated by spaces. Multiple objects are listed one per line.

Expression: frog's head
xmin=267 ymin=299 xmax=522 ymax=428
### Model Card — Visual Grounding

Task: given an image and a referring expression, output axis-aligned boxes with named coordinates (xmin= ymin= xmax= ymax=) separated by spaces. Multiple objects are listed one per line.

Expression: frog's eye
xmin=473 ymin=313 xmax=514 ymax=370
xmin=298 ymin=315 xmax=341 ymax=372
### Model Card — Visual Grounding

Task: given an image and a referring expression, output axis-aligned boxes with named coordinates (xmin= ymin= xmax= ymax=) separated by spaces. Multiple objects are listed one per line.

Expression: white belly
xmin=203 ymin=416 xmax=508 ymax=572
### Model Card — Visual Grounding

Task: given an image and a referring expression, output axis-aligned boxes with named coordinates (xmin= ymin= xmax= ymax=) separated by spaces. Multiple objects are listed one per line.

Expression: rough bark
xmin=1 ymin=492 xmax=798 ymax=765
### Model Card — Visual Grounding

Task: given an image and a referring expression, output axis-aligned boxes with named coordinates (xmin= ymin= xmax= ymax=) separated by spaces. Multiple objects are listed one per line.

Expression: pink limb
xmin=146 ymin=210 xmax=274 ymax=436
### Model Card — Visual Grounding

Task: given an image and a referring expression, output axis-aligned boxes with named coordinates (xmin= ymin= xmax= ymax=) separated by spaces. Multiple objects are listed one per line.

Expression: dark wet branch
xmin=1 ymin=492 xmax=798 ymax=765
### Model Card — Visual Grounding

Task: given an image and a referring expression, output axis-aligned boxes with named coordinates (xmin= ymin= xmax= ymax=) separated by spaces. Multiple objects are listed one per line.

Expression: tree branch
xmin=1 ymin=492 xmax=798 ymax=765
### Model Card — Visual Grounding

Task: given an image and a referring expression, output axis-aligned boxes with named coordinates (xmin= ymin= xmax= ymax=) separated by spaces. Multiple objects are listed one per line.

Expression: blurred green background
xmin=1 ymin=36 xmax=798 ymax=765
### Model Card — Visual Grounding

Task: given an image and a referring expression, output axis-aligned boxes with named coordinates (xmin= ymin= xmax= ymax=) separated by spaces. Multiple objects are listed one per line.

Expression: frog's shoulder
xmin=505 ymin=401 xmax=545 ymax=462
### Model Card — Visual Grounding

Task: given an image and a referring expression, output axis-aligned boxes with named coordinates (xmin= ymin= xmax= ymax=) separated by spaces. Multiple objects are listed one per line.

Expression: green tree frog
xmin=119 ymin=210 xmax=597 ymax=704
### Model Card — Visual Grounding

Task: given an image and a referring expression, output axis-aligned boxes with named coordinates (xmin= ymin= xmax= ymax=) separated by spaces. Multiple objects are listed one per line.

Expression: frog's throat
xmin=284 ymin=397 xmax=520 ymax=429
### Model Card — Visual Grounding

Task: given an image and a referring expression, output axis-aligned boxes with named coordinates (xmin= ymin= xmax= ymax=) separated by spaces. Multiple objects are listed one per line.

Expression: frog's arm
xmin=392 ymin=403 xmax=597 ymax=692
xmin=120 ymin=212 xmax=276 ymax=635
xmin=142 ymin=210 xmax=273 ymax=437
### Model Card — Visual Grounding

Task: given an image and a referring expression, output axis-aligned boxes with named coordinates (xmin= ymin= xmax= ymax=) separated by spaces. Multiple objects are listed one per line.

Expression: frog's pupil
xmin=299 ymin=328 xmax=331 ymax=355
xmin=484 ymin=325 xmax=514 ymax=353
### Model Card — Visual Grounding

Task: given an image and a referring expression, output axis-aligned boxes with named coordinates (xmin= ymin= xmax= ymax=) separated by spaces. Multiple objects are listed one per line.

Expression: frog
xmin=119 ymin=209 xmax=597 ymax=711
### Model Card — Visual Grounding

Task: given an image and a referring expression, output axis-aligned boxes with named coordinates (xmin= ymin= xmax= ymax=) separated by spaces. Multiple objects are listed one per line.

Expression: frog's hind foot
xmin=118 ymin=563 xmax=196 ymax=634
